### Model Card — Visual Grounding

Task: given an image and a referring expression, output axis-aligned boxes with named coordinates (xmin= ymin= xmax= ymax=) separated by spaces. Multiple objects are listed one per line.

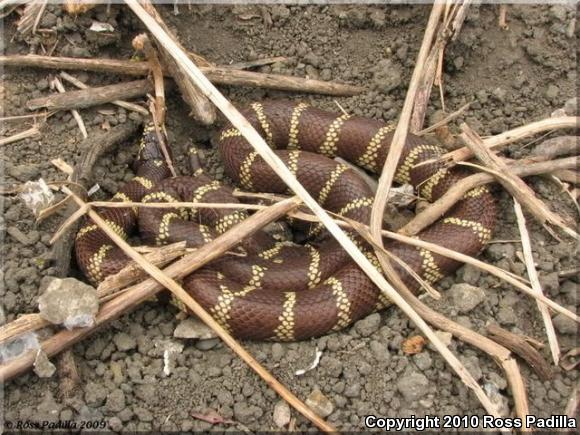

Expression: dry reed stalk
xmin=0 ymin=55 xmax=363 ymax=96
xmin=227 ymin=56 xmax=288 ymax=70
xmin=401 ymin=156 xmax=579 ymax=237
xmin=0 ymin=196 xmax=299 ymax=380
xmin=460 ymin=123 xmax=578 ymax=239
xmin=416 ymin=101 xmax=471 ymax=136
xmin=0 ymin=125 xmax=40 ymax=146
xmin=440 ymin=116 xmax=578 ymax=164
xmin=59 ymin=72 xmax=149 ymax=115
xmin=51 ymin=77 xmax=88 ymax=139
xmin=28 ymin=79 xmax=156 ymax=111
xmin=125 ymin=0 xmax=503 ymax=418
xmin=513 ymin=200 xmax=561 ymax=365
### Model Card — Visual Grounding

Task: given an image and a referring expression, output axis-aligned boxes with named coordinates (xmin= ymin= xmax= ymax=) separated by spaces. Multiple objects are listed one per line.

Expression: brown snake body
xmin=75 ymin=100 xmax=496 ymax=341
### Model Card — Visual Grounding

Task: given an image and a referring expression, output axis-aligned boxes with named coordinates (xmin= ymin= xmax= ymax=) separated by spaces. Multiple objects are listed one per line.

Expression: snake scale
xmin=75 ymin=100 xmax=496 ymax=341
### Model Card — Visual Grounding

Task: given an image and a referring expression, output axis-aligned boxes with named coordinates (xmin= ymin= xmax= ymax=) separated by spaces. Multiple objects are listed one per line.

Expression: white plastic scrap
xmin=0 ymin=332 xmax=40 ymax=364
xmin=19 ymin=179 xmax=54 ymax=217
xmin=295 ymin=347 xmax=323 ymax=376
xmin=156 ymin=340 xmax=184 ymax=376
xmin=87 ymin=184 xmax=100 ymax=196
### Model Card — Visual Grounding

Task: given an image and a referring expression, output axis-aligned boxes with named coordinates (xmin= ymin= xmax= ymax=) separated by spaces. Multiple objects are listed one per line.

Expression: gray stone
xmin=271 ymin=343 xmax=285 ymax=361
xmin=413 ymin=352 xmax=432 ymax=371
xmin=354 ymin=312 xmax=381 ymax=337
xmin=85 ymin=382 xmax=108 ymax=407
xmin=497 ymin=306 xmax=517 ymax=326
xmin=448 ymin=283 xmax=486 ymax=313
xmin=113 ymin=332 xmax=137 ymax=352
xmin=33 ymin=350 xmax=56 ymax=378
xmin=552 ymin=312 xmax=577 ymax=335
xmin=195 ymin=338 xmax=220 ymax=351
xmin=305 ymin=389 xmax=334 ymax=418
xmin=273 ymin=400 xmax=291 ymax=428
xmin=486 ymin=243 xmax=515 ymax=261
xmin=38 ymin=278 xmax=98 ymax=329
xmin=370 ymin=340 xmax=389 ymax=362
xmin=396 ymin=371 xmax=429 ymax=402
xmin=460 ymin=355 xmax=483 ymax=381
xmin=8 ymin=164 xmax=40 ymax=182
xmin=174 ymin=317 xmax=217 ymax=340
xmin=105 ymin=389 xmax=126 ymax=413
xmin=545 ymin=84 xmax=559 ymax=99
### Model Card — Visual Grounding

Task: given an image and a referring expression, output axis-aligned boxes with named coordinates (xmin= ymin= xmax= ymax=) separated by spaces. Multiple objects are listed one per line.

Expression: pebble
xmin=552 ymin=311 xmax=577 ymax=335
xmin=195 ymin=337 xmax=220 ymax=350
xmin=84 ymin=382 xmax=108 ymax=407
xmin=448 ymin=283 xmax=486 ymax=313
xmin=38 ymin=278 xmax=99 ymax=329
xmin=113 ymin=332 xmax=137 ymax=352
xmin=413 ymin=352 xmax=432 ymax=371
xmin=105 ymin=389 xmax=126 ymax=413
xmin=396 ymin=371 xmax=429 ymax=402
xmin=8 ymin=164 xmax=40 ymax=182
xmin=272 ymin=400 xmax=291 ymax=428
xmin=6 ymin=227 xmax=35 ymax=246
xmin=271 ymin=343 xmax=285 ymax=361
xmin=460 ymin=355 xmax=483 ymax=381
xmin=353 ymin=312 xmax=381 ymax=337
xmin=458 ymin=264 xmax=481 ymax=285
xmin=369 ymin=340 xmax=389 ymax=362
xmin=33 ymin=350 xmax=56 ymax=378
xmin=173 ymin=317 xmax=217 ymax=340
xmin=496 ymin=306 xmax=517 ymax=326
xmin=486 ymin=243 xmax=515 ymax=261
xmin=305 ymin=389 xmax=334 ymax=418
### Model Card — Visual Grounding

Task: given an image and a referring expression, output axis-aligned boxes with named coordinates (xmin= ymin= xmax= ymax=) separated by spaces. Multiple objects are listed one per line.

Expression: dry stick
xmin=416 ymin=101 xmax=471 ymax=136
xmin=486 ymin=324 xmax=552 ymax=381
xmin=28 ymin=79 xmax=155 ymax=111
xmin=513 ymin=200 xmax=561 ymax=365
xmin=227 ymin=56 xmax=288 ymax=70
xmin=0 ymin=55 xmax=363 ymax=96
xmin=125 ymin=0 xmax=502 ymax=418
xmin=0 ymin=125 xmax=40 ymax=146
xmin=441 ymin=116 xmax=578 ymax=164
xmin=133 ymin=33 xmax=166 ymax=124
xmin=59 ymin=71 xmax=149 ymax=115
xmin=139 ymin=0 xmax=216 ymax=125
xmin=460 ymin=123 xmax=578 ymax=239
xmin=51 ymin=77 xmax=88 ymax=139
xmin=400 ymin=156 xmax=578 ymax=236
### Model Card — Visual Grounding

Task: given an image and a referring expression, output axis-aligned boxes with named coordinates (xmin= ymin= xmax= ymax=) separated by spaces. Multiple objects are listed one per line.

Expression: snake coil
xmin=75 ymin=101 xmax=495 ymax=341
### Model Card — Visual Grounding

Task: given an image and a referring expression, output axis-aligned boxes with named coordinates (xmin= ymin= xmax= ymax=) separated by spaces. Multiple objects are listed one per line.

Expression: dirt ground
xmin=1 ymin=3 xmax=578 ymax=432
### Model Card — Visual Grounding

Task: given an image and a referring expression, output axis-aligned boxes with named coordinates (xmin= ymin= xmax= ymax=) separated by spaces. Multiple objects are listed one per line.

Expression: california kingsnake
xmin=75 ymin=100 xmax=496 ymax=341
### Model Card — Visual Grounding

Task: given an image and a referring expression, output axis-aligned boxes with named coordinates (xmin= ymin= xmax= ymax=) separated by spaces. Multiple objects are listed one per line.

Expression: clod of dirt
xmin=33 ymin=349 xmax=56 ymax=378
xmin=113 ymin=332 xmax=137 ymax=351
xmin=552 ymin=311 xmax=577 ymax=335
xmin=396 ymin=371 xmax=430 ymax=402
xmin=448 ymin=283 xmax=486 ymax=313
xmin=305 ymin=389 xmax=334 ymax=418
xmin=38 ymin=277 xmax=99 ymax=329
xmin=371 ymin=59 xmax=403 ymax=93
xmin=272 ymin=400 xmax=291 ymax=428
xmin=353 ymin=312 xmax=381 ymax=337
xmin=174 ymin=317 xmax=217 ymax=340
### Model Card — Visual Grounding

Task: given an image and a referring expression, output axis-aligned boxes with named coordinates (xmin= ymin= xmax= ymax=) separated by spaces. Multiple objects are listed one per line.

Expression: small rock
xmin=38 ymin=278 xmax=99 ymax=329
xmin=174 ymin=317 xmax=217 ymax=340
xmin=195 ymin=337 xmax=220 ymax=351
xmin=545 ymin=84 xmax=559 ymax=100
xmin=370 ymin=340 xmax=389 ymax=362
xmin=105 ymin=389 xmax=126 ymax=413
xmin=33 ymin=350 xmax=56 ymax=378
xmin=113 ymin=332 xmax=137 ymax=352
xmin=354 ymin=312 xmax=381 ymax=337
xmin=413 ymin=352 xmax=432 ymax=371
xmin=41 ymin=11 xmax=58 ymax=28
xmin=486 ymin=243 xmax=515 ymax=261
xmin=492 ymin=87 xmax=507 ymax=102
xmin=453 ymin=56 xmax=464 ymax=69
xmin=8 ymin=164 xmax=40 ymax=182
xmin=273 ymin=400 xmax=291 ymax=428
xmin=396 ymin=371 xmax=429 ymax=402
xmin=497 ymin=306 xmax=517 ymax=326
xmin=427 ymin=330 xmax=452 ymax=351
xmin=552 ymin=312 xmax=577 ymax=335
xmin=85 ymin=382 xmax=108 ymax=407
xmin=448 ymin=283 xmax=486 ymax=313
xmin=305 ymin=389 xmax=334 ymax=418
xmin=271 ymin=343 xmax=285 ymax=361
xmin=564 ymin=97 xmax=577 ymax=115
xmin=460 ymin=355 xmax=483 ymax=381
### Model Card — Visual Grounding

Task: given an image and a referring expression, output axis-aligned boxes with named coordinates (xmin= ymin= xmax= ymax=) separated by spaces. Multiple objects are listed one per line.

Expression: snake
xmin=75 ymin=100 xmax=496 ymax=341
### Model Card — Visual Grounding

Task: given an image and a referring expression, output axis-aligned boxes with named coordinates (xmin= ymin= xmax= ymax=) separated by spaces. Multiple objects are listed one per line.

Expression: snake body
xmin=75 ymin=101 xmax=496 ymax=341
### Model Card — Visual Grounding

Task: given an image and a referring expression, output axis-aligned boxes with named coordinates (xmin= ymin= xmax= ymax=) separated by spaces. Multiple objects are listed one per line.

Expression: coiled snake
xmin=75 ymin=100 xmax=496 ymax=341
